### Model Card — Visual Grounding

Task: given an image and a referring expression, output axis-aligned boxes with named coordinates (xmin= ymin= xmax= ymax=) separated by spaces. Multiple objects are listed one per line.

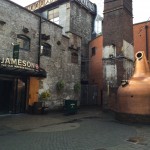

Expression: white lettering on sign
xmin=26 ymin=0 xmax=57 ymax=11
xmin=0 ymin=58 xmax=39 ymax=70
xmin=26 ymin=0 xmax=96 ymax=13
xmin=75 ymin=0 xmax=96 ymax=13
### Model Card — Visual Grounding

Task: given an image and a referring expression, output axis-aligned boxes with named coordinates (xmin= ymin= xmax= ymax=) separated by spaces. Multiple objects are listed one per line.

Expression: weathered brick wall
xmin=103 ymin=0 xmax=133 ymax=53
xmin=70 ymin=2 xmax=94 ymax=57
xmin=102 ymin=0 xmax=134 ymax=110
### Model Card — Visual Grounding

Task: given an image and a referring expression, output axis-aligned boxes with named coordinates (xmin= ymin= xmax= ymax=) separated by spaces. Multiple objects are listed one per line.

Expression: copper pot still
xmin=117 ymin=51 xmax=150 ymax=122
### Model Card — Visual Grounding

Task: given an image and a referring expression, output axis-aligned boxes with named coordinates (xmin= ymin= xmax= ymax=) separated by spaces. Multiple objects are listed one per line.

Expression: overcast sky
xmin=10 ymin=0 xmax=150 ymax=24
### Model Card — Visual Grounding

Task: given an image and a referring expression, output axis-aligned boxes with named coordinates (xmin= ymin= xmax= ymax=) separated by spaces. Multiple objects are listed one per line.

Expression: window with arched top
xmin=41 ymin=43 xmax=51 ymax=57
xmin=71 ymin=52 xmax=78 ymax=64
xmin=17 ymin=34 xmax=30 ymax=51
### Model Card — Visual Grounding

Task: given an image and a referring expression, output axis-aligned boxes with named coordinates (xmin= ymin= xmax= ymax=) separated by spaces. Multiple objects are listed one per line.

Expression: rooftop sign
xmin=75 ymin=0 xmax=96 ymax=13
xmin=26 ymin=0 xmax=96 ymax=13
xmin=26 ymin=0 xmax=57 ymax=11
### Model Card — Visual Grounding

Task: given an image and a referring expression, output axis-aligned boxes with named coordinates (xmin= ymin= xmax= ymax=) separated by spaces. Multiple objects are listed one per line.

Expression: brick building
xmin=134 ymin=21 xmax=150 ymax=60
xmin=89 ymin=19 xmax=150 ymax=110
xmin=102 ymin=0 xmax=134 ymax=110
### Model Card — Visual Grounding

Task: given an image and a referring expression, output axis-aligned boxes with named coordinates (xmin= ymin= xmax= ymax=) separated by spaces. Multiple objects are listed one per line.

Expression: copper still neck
xmin=133 ymin=51 xmax=150 ymax=77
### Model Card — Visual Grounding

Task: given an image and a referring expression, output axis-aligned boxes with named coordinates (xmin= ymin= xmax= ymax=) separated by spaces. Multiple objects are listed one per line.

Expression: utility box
xmin=64 ymin=100 xmax=77 ymax=115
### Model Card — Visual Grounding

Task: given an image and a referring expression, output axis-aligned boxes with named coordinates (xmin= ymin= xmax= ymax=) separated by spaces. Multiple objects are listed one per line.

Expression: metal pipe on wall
xmin=145 ymin=25 xmax=149 ymax=60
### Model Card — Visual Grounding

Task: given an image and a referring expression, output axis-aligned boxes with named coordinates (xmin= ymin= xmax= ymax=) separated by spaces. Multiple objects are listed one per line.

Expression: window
xmin=41 ymin=43 xmax=51 ymax=57
xmin=71 ymin=52 xmax=78 ymax=64
xmin=91 ymin=47 xmax=96 ymax=56
xmin=17 ymin=34 xmax=30 ymax=51
xmin=48 ymin=8 xmax=59 ymax=24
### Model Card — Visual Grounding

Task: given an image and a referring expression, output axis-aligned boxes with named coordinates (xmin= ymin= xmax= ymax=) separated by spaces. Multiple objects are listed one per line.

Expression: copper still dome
xmin=116 ymin=51 xmax=150 ymax=123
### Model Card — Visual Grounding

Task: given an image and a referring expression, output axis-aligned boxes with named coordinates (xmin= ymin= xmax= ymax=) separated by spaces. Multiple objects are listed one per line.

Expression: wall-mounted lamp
xmin=77 ymin=47 xmax=80 ymax=51
xmin=0 ymin=20 xmax=6 ymax=25
xmin=22 ymin=27 xmax=29 ymax=33
xmin=57 ymin=41 xmax=61 ymax=45
xmin=41 ymin=34 xmax=50 ymax=40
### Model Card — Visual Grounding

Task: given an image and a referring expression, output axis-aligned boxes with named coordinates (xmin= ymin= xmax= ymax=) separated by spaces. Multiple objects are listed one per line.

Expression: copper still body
xmin=117 ymin=51 xmax=150 ymax=122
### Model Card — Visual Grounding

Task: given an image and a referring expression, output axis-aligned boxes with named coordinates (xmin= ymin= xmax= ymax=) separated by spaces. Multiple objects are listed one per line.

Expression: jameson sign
xmin=75 ymin=0 xmax=96 ymax=13
xmin=0 ymin=58 xmax=39 ymax=70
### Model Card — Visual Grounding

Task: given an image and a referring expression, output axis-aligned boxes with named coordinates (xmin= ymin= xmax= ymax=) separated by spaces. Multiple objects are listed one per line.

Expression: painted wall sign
xmin=26 ymin=0 xmax=96 ymax=13
xmin=75 ymin=0 xmax=96 ymax=13
xmin=26 ymin=0 xmax=57 ymax=11
xmin=0 ymin=58 xmax=39 ymax=71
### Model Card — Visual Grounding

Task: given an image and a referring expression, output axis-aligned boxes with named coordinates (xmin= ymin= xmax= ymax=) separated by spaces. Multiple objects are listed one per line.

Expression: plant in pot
xmin=56 ymin=80 xmax=65 ymax=93
xmin=32 ymin=90 xmax=51 ymax=114
xmin=74 ymin=82 xmax=81 ymax=94
xmin=40 ymin=90 xmax=51 ymax=105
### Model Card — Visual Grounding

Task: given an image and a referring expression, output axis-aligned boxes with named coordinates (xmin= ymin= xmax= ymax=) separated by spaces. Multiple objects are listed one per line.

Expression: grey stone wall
xmin=0 ymin=0 xmax=81 ymax=110
xmin=70 ymin=2 xmax=94 ymax=57
xmin=40 ymin=21 xmax=81 ymax=109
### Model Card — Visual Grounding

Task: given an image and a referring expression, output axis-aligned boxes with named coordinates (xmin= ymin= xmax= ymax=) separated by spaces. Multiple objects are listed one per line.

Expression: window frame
xmin=41 ymin=42 xmax=51 ymax=57
xmin=91 ymin=47 xmax=96 ymax=57
xmin=48 ymin=7 xmax=59 ymax=24
xmin=71 ymin=52 xmax=78 ymax=64
xmin=17 ymin=34 xmax=30 ymax=51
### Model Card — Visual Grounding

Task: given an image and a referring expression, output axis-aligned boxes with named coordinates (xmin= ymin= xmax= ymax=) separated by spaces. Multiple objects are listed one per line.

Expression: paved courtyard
xmin=0 ymin=107 xmax=150 ymax=150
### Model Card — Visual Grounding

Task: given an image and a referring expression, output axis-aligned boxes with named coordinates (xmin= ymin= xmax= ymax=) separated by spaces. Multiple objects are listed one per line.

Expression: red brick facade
xmin=89 ymin=21 xmax=150 ymax=108
xmin=133 ymin=21 xmax=150 ymax=60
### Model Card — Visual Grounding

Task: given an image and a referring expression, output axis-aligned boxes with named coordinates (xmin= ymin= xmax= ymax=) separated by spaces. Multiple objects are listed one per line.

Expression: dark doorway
xmin=0 ymin=80 xmax=13 ymax=114
xmin=80 ymin=85 xmax=98 ymax=105
xmin=14 ymin=78 xmax=27 ymax=113
xmin=0 ymin=76 xmax=27 ymax=114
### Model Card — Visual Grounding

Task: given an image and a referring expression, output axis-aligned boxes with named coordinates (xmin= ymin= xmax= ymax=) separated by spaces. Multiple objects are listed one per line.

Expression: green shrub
xmin=56 ymin=80 xmax=65 ymax=92
xmin=40 ymin=90 xmax=50 ymax=100
xmin=74 ymin=82 xmax=81 ymax=93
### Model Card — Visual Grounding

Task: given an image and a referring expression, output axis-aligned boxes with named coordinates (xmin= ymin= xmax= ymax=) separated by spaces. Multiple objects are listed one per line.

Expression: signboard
xmin=26 ymin=0 xmax=96 ymax=13
xmin=26 ymin=0 xmax=57 ymax=11
xmin=75 ymin=0 xmax=96 ymax=13
xmin=13 ymin=45 xmax=19 ymax=59
xmin=0 ymin=58 xmax=39 ymax=71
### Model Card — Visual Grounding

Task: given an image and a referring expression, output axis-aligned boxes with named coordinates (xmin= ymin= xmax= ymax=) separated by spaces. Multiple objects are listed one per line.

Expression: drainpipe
xmin=145 ymin=25 xmax=148 ymax=60
xmin=92 ymin=4 xmax=97 ymax=39
xmin=38 ymin=16 xmax=42 ymax=67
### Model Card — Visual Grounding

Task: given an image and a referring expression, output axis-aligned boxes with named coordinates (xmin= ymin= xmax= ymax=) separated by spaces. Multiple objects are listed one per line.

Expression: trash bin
xmin=64 ymin=100 xmax=77 ymax=115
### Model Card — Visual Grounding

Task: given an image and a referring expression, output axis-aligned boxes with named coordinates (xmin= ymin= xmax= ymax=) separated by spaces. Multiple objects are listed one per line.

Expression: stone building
xmin=26 ymin=0 xmax=97 ymax=105
xmin=0 ymin=0 xmax=83 ymax=114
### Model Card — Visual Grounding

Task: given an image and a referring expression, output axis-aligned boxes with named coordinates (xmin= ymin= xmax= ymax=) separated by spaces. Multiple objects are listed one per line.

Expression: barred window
xmin=41 ymin=43 xmax=51 ymax=57
xmin=91 ymin=47 xmax=96 ymax=56
xmin=17 ymin=34 xmax=30 ymax=51
xmin=71 ymin=52 xmax=78 ymax=64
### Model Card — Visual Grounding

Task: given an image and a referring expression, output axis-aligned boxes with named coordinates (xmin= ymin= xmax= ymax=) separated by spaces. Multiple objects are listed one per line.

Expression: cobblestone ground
xmin=0 ymin=112 xmax=150 ymax=150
